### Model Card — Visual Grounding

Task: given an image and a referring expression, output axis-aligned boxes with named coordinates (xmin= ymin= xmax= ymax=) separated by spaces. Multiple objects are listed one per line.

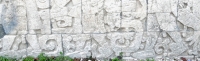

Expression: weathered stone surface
xmin=82 ymin=14 xmax=106 ymax=33
xmin=132 ymin=50 xmax=155 ymax=59
xmin=26 ymin=35 xmax=41 ymax=57
xmin=2 ymin=3 xmax=18 ymax=34
xmin=36 ymin=0 xmax=50 ymax=9
xmin=82 ymin=0 xmax=102 ymax=15
xmin=51 ymin=0 xmax=82 ymax=33
xmin=62 ymin=34 xmax=91 ymax=58
xmin=104 ymin=13 xmax=121 ymax=32
xmin=27 ymin=34 xmax=62 ymax=56
xmin=0 ymin=0 xmax=200 ymax=59
xmin=0 ymin=35 xmax=27 ymax=58
xmin=91 ymin=34 xmax=113 ymax=58
xmin=147 ymin=14 xmax=160 ymax=31
xmin=39 ymin=34 xmax=62 ymax=56
xmin=104 ymin=0 xmax=121 ymax=13
xmin=122 ymin=0 xmax=136 ymax=12
xmin=108 ymin=32 xmax=143 ymax=57
xmin=54 ymin=0 xmax=70 ymax=8
xmin=156 ymin=13 xmax=177 ymax=31
xmin=0 ymin=25 xmax=5 ymax=38
xmin=121 ymin=20 xmax=143 ymax=32
xmin=178 ymin=9 xmax=200 ymax=30
xmin=121 ymin=0 xmax=147 ymax=32
xmin=148 ymin=0 xmax=178 ymax=16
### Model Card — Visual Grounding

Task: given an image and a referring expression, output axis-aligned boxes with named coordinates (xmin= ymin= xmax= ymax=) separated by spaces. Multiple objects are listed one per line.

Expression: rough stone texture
xmin=0 ymin=0 xmax=199 ymax=60
xmin=62 ymin=34 xmax=91 ymax=58
xmin=0 ymin=35 xmax=27 ymax=58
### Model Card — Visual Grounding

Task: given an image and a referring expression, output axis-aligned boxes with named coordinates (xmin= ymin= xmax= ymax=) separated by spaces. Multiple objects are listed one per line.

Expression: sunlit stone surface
xmin=0 ymin=0 xmax=199 ymax=60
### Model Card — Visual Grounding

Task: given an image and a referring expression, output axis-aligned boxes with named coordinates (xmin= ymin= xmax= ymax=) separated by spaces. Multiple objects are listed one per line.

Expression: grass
xmin=22 ymin=52 xmax=73 ymax=61
xmin=0 ymin=56 xmax=16 ymax=61
xmin=0 ymin=52 xmax=154 ymax=61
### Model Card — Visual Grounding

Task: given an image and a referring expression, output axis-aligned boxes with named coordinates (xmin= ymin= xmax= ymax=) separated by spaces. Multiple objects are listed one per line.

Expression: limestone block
xmin=2 ymin=2 xmax=28 ymax=35
xmin=122 ymin=0 xmax=136 ymax=12
xmin=72 ymin=0 xmax=81 ymax=5
xmin=91 ymin=34 xmax=113 ymax=58
xmin=82 ymin=0 xmax=104 ymax=15
xmin=15 ymin=6 xmax=26 ymax=17
xmin=38 ymin=9 xmax=51 ymax=34
xmin=51 ymin=0 xmax=82 ymax=33
xmin=132 ymin=0 xmax=147 ymax=20
xmin=26 ymin=0 xmax=43 ymax=34
xmin=67 ymin=4 xmax=81 ymax=18
xmin=183 ymin=31 xmax=200 ymax=55
xmin=104 ymin=0 xmax=121 ymax=13
xmin=193 ymin=0 xmax=200 ymax=19
xmin=142 ymin=32 xmax=160 ymax=50
xmin=26 ymin=0 xmax=51 ymax=34
xmin=55 ymin=16 xmax=72 ymax=27
xmin=62 ymin=34 xmax=91 ymax=58
xmin=26 ymin=35 xmax=41 ymax=57
xmin=156 ymin=13 xmax=177 ymax=31
xmin=36 ymin=0 xmax=50 ymax=9
xmin=26 ymin=0 xmax=41 ymax=29
xmin=0 ymin=35 xmax=27 ymax=58
xmin=51 ymin=3 xmax=81 ymax=18
xmin=147 ymin=14 xmax=160 ymax=31
xmin=121 ymin=20 xmax=143 ymax=32
xmin=15 ymin=16 xmax=28 ymax=34
xmin=148 ymin=0 xmax=178 ymax=16
xmin=54 ymin=0 xmax=70 ymax=8
xmin=82 ymin=14 xmax=106 ymax=33
xmin=132 ymin=50 xmax=155 ymax=59
xmin=169 ymin=43 xmax=187 ymax=56
xmin=38 ymin=34 xmax=62 ymax=56
xmin=104 ymin=13 xmax=121 ymax=32
xmin=1 ymin=4 xmax=17 ymax=34
xmin=178 ymin=9 xmax=200 ymax=30
xmin=27 ymin=34 xmax=62 ymax=56
xmin=52 ymin=16 xmax=82 ymax=33
xmin=107 ymin=32 xmax=143 ymax=57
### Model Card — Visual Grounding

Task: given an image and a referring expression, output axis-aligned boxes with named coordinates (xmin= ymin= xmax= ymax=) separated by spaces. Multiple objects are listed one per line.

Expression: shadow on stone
xmin=0 ymin=24 xmax=5 ymax=38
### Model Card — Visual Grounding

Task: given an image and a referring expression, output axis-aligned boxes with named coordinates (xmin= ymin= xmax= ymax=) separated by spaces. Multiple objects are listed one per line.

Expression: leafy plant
xmin=0 ymin=56 xmax=16 ymax=61
xmin=22 ymin=56 xmax=34 ymax=61
xmin=146 ymin=58 xmax=154 ymax=61
xmin=112 ymin=52 xmax=123 ymax=61
xmin=37 ymin=53 xmax=48 ymax=61
xmin=64 ymin=56 xmax=74 ymax=61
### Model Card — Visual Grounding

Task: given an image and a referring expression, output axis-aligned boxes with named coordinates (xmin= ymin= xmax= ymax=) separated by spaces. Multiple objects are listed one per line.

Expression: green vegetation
xmin=22 ymin=56 xmax=34 ymax=61
xmin=0 ymin=52 xmax=155 ymax=61
xmin=37 ymin=53 xmax=48 ymax=61
xmin=0 ymin=56 xmax=16 ymax=61
xmin=146 ymin=58 xmax=154 ymax=61
xmin=111 ymin=52 xmax=123 ymax=61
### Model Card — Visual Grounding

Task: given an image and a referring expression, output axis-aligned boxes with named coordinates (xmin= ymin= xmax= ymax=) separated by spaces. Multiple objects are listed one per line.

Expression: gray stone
xmin=147 ymin=14 xmax=160 ymax=31
xmin=0 ymin=24 xmax=5 ymax=38
xmin=62 ymin=34 xmax=91 ymax=58
xmin=38 ymin=34 xmax=62 ymax=56
xmin=156 ymin=13 xmax=177 ymax=31
xmin=122 ymin=0 xmax=136 ymax=12
xmin=0 ymin=35 xmax=27 ymax=58
xmin=82 ymin=14 xmax=106 ymax=33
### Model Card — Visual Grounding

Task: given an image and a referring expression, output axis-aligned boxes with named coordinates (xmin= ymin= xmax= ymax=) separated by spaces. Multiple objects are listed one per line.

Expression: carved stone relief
xmin=0 ymin=0 xmax=199 ymax=60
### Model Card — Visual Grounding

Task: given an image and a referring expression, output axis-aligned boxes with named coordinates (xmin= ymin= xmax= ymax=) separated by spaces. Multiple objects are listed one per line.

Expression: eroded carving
xmin=62 ymin=34 xmax=91 ymax=58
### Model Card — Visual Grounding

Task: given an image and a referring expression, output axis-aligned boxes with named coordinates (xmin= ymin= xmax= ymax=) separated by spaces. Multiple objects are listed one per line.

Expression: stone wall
xmin=0 ymin=0 xmax=199 ymax=60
